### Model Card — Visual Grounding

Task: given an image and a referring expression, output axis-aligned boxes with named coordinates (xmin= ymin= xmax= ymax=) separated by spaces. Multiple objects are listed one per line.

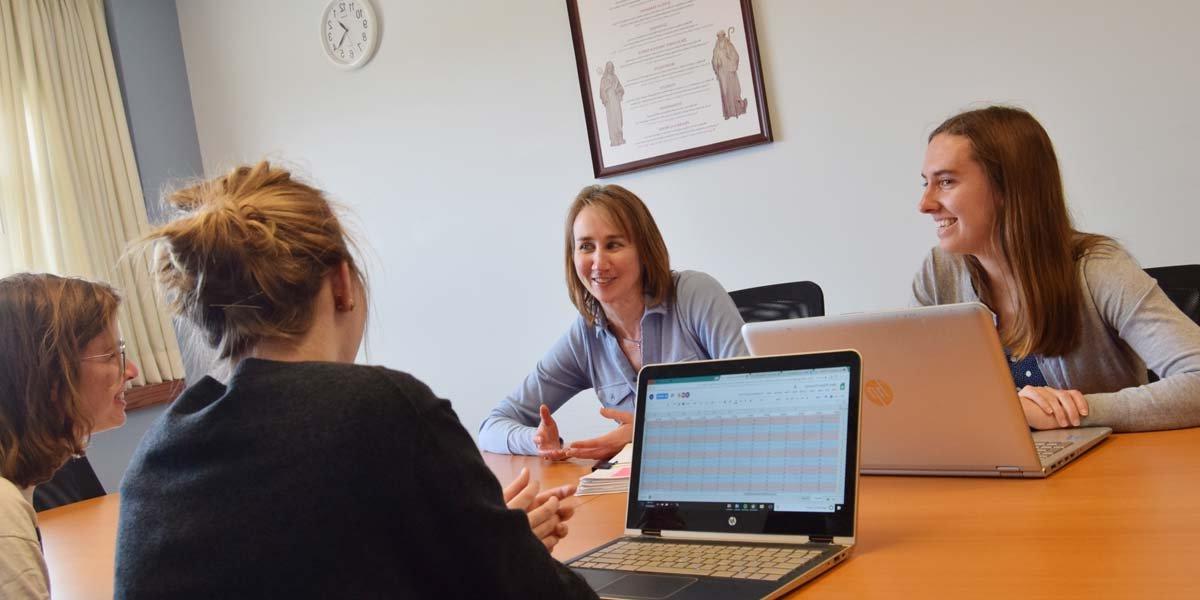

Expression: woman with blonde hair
xmin=913 ymin=105 xmax=1200 ymax=431
xmin=1 ymin=273 xmax=139 ymax=598
xmin=114 ymin=162 xmax=595 ymax=599
xmin=480 ymin=184 xmax=747 ymax=459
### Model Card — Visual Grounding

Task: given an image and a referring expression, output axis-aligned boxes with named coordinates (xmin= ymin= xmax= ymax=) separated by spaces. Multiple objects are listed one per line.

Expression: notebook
xmin=742 ymin=302 xmax=1110 ymax=477
xmin=567 ymin=351 xmax=862 ymax=599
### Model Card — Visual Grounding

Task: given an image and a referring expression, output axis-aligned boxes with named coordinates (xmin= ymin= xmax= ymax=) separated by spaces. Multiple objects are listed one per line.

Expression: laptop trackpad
xmin=596 ymin=574 xmax=698 ymax=599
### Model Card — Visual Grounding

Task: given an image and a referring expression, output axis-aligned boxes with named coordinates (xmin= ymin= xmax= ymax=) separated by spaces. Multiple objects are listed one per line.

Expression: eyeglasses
xmin=81 ymin=340 xmax=126 ymax=376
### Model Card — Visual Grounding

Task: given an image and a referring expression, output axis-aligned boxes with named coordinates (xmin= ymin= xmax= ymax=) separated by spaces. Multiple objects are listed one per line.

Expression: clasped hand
xmin=502 ymin=467 xmax=577 ymax=551
xmin=533 ymin=404 xmax=633 ymax=461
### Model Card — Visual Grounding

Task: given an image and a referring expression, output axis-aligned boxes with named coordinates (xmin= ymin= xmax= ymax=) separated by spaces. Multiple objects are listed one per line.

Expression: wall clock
xmin=321 ymin=0 xmax=378 ymax=70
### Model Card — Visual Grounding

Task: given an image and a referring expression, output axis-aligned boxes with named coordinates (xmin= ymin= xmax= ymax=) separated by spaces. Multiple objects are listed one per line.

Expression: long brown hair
xmin=931 ymin=106 xmax=1111 ymax=358
xmin=564 ymin=185 xmax=673 ymax=326
xmin=0 ymin=273 xmax=121 ymax=487
xmin=136 ymin=161 xmax=366 ymax=360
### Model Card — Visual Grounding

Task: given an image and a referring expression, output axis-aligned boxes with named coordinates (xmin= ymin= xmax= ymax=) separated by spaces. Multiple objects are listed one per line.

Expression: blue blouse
xmin=478 ymin=270 xmax=748 ymax=455
xmin=1006 ymin=351 xmax=1048 ymax=389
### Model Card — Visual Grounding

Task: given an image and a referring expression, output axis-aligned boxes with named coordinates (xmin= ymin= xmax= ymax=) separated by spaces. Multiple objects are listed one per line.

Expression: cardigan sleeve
xmin=1078 ymin=246 xmax=1200 ymax=431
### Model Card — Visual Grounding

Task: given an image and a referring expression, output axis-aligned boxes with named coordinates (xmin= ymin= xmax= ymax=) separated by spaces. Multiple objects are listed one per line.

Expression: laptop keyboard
xmin=1035 ymin=440 xmax=1072 ymax=461
xmin=570 ymin=540 xmax=822 ymax=581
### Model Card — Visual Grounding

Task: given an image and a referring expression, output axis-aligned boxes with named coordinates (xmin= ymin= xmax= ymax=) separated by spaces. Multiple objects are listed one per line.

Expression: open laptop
xmin=743 ymin=302 xmax=1110 ymax=478
xmin=567 ymin=351 xmax=862 ymax=600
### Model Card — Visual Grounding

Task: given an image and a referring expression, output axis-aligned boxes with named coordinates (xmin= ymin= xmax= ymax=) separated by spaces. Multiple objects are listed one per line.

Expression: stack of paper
xmin=575 ymin=443 xmax=634 ymax=496
xmin=575 ymin=465 xmax=631 ymax=496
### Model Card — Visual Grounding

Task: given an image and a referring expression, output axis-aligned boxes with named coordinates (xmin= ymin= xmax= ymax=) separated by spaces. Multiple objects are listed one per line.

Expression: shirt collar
xmin=592 ymin=293 xmax=666 ymax=337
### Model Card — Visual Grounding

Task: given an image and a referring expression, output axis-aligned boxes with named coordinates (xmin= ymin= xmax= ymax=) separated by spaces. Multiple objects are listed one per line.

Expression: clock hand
xmin=335 ymin=25 xmax=349 ymax=50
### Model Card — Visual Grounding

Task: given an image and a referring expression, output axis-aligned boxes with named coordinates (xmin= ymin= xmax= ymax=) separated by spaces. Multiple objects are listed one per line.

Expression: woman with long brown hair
xmin=913 ymin=105 xmax=1200 ymax=431
xmin=0 ymin=274 xmax=139 ymax=597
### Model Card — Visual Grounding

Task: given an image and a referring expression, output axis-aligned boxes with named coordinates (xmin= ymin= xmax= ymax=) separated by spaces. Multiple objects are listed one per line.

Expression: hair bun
xmin=140 ymin=161 xmax=363 ymax=359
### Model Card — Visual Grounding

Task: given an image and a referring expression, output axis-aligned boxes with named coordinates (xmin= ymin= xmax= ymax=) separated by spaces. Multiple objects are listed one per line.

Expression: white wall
xmin=175 ymin=0 xmax=1200 ymax=444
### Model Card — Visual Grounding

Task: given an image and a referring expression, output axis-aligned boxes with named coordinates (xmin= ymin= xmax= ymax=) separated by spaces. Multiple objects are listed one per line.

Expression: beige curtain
xmin=0 ymin=0 xmax=184 ymax=386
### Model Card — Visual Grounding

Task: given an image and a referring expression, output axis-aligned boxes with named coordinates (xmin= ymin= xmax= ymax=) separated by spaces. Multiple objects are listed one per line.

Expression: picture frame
xmin=566 ymin=0 xmax=773 ymax=178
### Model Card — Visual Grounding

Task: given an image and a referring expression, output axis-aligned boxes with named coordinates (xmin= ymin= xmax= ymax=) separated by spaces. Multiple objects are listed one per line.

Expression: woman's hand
xmin=1018 ymin=385 xmax=1089 ymax=429
xmin=534 ymin=404 xmax=570 ymax=461
xmin=502 ymin=468 xmax=578 ymax=551
xmin=564 ymin=408 xmax=634 ymax=460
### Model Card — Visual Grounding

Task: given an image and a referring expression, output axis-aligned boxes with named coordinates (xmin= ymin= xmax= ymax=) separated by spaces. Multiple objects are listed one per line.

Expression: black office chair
xmin=1144 ymin=265 xmax=1200 ymax=326
xmin=728 ymin=281 xmax=825 ymax=323
xmin=33 ymin=455 xmax=105 ymax=512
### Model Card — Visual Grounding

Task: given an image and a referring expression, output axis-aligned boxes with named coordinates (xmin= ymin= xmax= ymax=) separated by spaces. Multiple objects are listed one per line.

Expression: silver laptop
xmin=743 ymin=303 xmax=1109 ymax=478
xmin=567 ymin=352 xmax=862 ymax=600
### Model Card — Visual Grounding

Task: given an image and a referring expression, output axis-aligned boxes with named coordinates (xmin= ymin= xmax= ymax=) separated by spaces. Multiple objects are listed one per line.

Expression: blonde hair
xmin=0 ymin=274 xmax=121 ymax=487
xmin=931 ymin=106 xmax=1111 ymax=358
xmin=564 ymin=185 xmax=673 ymax=326
xmin=137 ymin=161 xmax=365 ymax=360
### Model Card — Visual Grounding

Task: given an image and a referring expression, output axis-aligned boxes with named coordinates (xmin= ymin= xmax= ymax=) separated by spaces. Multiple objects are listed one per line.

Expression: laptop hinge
xmin=641 ymin=529 xmax=662 ymax=537
xmin=809 ymin=535 xmax=834 ymax=544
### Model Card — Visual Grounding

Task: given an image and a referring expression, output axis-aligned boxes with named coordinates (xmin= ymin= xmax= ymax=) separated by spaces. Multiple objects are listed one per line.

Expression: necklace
xmin=621 ymin=336 xmax=642 ymax=348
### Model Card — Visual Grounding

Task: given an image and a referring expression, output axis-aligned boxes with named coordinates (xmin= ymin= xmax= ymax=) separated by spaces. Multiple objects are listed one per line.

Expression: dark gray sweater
xmin=115 ymin=358 xmax=596 ymax=599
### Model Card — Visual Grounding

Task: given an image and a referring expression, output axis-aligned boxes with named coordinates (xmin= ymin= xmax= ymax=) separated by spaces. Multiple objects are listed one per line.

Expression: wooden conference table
xmin=40 ymin=428 xmax=1200 ymax=599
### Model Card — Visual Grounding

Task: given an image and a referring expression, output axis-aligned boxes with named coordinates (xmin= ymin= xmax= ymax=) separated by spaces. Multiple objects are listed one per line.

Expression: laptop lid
xmin=626 ymin=351 xmax=861 ymax=542
xmin=742 ymin=303 xmax=1044 ymax=474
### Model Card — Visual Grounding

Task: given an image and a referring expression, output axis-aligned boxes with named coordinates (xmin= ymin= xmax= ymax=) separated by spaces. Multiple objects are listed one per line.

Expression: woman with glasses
xmin=114 ymin=162 xmax=595 ymax=599
xmin=0 ymin=273 xmax=140 ymax=598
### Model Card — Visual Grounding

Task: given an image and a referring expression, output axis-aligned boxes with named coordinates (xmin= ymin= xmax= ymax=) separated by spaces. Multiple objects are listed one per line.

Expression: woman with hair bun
xmin=114 ymin=162 xmax=596 ymax=599
xmin=1 ymin=273 xmax=139 ymax=598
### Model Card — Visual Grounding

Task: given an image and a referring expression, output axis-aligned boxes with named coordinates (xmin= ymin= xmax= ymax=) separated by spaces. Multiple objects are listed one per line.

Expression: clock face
xmin=322 ymin=0 xmax=378 ymax=69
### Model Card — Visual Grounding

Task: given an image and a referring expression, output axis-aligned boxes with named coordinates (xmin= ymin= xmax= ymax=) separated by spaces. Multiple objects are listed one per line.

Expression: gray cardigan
xmin=912 ymin=244 xmax=1200 ymax=432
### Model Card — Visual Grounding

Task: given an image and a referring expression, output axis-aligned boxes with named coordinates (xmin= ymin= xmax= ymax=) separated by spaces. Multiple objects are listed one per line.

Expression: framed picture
xmin=566 ymin=0 xmax=773 ymax=178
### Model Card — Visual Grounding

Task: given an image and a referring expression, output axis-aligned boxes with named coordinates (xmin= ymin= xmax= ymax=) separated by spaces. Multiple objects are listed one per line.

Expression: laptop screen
xmin=626 ymin=352 xmax=860 ymax=538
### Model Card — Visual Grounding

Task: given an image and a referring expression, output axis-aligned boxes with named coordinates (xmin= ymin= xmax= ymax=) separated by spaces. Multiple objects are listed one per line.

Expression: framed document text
xmin=566 ymin=0 xmax=773 ymax=177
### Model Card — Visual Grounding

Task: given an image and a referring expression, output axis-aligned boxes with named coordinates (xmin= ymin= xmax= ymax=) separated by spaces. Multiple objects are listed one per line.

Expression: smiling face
xmin=919 ymin=133 xmax=999 ymax=258
xmin=573 ymin=205 xmax=644 ymax=310
xmin=78 ymin=319 xmax=138 ymax=433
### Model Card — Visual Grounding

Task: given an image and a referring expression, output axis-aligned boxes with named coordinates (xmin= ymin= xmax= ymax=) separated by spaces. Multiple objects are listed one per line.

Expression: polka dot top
xmin=1006 ymin=351 xmax=1048 ymax=389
